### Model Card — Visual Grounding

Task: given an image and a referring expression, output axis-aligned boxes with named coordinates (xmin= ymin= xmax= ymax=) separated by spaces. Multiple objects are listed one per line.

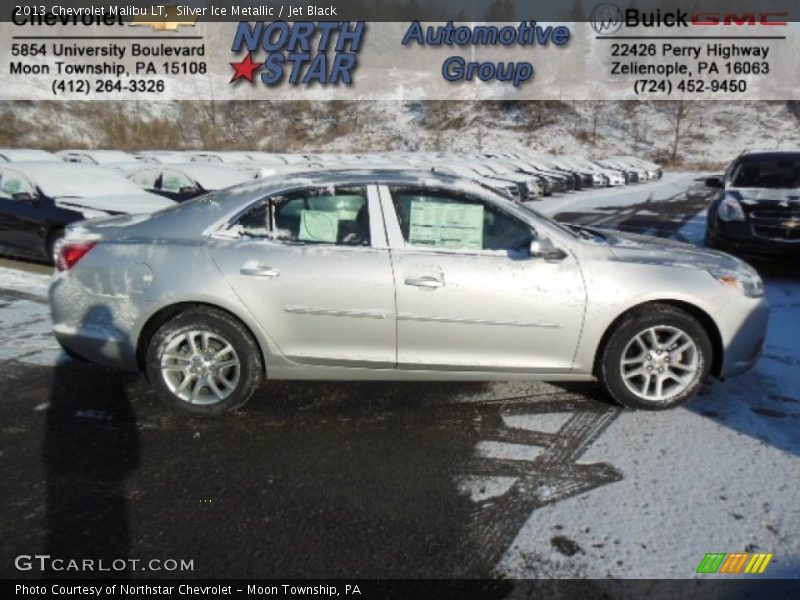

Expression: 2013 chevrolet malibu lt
xmin=49 ymin=170 xmax=769 ymax=416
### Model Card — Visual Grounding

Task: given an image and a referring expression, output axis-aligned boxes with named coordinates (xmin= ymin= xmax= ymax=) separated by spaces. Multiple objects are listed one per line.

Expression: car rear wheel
xmin=145 ymin=308 xmax=263 ymax=416
xmin=600 ymin=304 xmax=712 ymax=410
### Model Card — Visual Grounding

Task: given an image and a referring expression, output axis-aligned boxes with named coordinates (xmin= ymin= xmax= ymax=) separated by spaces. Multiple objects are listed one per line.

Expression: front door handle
xmin=240 ymin=266 xmax=279 ymax=278
xmin=404 ymin=275 xmax=444 ymax=289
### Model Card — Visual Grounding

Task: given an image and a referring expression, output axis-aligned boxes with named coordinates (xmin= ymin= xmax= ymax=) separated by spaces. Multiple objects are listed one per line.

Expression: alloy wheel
xmin=619 ymin=326 xmax=699 ymax=403
xmin=160 ymin=330 xmax=241 ymax=405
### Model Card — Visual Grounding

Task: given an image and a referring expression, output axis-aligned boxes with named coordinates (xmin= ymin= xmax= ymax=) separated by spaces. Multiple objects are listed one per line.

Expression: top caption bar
xmin=4 ymin=0 xmax=800 ymax=22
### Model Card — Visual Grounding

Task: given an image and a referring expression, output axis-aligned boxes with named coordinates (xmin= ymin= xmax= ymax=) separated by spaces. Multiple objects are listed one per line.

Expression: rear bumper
xmin=54 ymin=327 xmax=139 ymax=372
xmin=49 ymin=276 xmax=141 ymax=372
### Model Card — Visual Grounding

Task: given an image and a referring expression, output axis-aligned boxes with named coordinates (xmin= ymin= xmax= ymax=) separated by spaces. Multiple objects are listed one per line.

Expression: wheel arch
xmin=592 ymin=299 xmax=724 ymax=379
xmin=136 ymin=301 xmax=268 ymax=375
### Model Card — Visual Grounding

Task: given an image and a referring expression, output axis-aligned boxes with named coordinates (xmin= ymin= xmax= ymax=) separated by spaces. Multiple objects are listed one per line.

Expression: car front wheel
xmin=145 ymin=308 xmax=263 ymax=416
xmin=600 ymin=304 xmax=712 ymax=410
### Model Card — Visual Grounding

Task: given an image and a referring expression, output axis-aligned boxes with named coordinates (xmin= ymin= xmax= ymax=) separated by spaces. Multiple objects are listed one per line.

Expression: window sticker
xmin=409 ymin=199 xmax=484 ymax=250
xmin=299 ymin=209 xmax=339 ymax=243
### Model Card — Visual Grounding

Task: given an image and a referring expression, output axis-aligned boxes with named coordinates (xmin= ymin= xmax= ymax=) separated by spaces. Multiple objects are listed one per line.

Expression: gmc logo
xmin=691 ymin=12 xmax=787 ymax=26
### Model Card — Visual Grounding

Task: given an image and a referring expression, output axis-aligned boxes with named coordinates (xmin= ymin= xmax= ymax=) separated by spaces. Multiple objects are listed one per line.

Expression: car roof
xmin=239 ymin=167 xmax=460 ymax=190
xmin=57 ymin=149 xmax=134 ymax=157
xmin=138 ymin=163 xmax=247 ymax=175
xmin=0 ymin=160 xmax=115 ymax=177
xmin=0 ymin=149 xmax=61 ymax=162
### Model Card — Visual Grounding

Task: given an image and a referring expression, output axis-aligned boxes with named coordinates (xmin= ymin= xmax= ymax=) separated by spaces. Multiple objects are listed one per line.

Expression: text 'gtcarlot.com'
xmin=13 ymin=554 xmax=194 ymax=572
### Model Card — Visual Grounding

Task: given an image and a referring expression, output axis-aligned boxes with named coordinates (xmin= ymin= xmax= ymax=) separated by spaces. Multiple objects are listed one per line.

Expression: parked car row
xmin=0 ymin=147 xmax=662 ymax=264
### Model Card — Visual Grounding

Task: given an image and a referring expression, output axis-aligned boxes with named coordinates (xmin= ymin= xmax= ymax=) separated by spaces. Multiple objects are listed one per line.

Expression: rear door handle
xmin=404 ymin=275 xmax=444 ymax=289
xmin=240 ymin=266 xmax=279 ymax=278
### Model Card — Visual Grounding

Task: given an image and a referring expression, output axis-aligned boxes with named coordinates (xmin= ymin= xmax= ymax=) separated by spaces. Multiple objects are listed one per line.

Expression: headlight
xmin=717 ymin=195 xmax=746 ymax=222
xmin=708 ymin=267 xmax=764 ymax=298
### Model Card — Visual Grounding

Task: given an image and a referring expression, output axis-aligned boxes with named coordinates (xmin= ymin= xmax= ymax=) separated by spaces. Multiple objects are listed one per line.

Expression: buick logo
xmin=590 ymin=3 xmax=624 ymax=35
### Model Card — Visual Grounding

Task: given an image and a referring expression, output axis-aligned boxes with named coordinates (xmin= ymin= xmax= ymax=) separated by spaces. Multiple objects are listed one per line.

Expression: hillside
xmin=2 ymin=100 xmax=799 ymax=169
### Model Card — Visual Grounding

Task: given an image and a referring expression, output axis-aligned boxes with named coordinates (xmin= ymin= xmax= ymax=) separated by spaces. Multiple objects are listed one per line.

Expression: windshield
xmin=516 ymin=201 xmax=578 ymax=239
xmin=730 ymin=154 xmax=800 ymax=189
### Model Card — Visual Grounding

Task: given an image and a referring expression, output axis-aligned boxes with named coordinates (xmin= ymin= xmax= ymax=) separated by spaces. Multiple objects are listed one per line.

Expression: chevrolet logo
xmin=783 ymin=219 xmax=800 ymax=229
xmin=129 ymin=5 xmax=197 ymax=31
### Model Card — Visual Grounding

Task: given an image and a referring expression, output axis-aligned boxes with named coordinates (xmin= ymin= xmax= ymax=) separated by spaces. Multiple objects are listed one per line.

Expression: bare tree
xmin=660 ymin=101 xmax=696 ymax=164
xmin=586 ymin=101 xmax=604 ymax=144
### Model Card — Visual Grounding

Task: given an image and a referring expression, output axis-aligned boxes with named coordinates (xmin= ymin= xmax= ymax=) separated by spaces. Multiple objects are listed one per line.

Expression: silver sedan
xmin=49 ymin=170 xmax=769 ymax=415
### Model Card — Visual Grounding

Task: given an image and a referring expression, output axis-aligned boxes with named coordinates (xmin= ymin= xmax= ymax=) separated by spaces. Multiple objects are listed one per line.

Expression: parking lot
xmin=1 ymin=173 xmax=798 ymax=580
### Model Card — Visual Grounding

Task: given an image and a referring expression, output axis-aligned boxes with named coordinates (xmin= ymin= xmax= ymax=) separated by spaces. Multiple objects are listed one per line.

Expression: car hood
xmin=54 ymin=192 xmax=175 ymax=215
xmin=727 ymin=187 xmax=800 ymax=205
xmin=598 ymin=228 xmax=743 ymax=271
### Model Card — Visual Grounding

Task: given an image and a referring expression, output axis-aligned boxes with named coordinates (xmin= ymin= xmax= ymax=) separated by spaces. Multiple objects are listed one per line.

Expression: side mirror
xmin=529 ymin=237 xmax=567 ymax=261
xmin=12 ymin=192 xmax=36 ymax=202
xmin=705 ymin=176 xmax=723 ymax=188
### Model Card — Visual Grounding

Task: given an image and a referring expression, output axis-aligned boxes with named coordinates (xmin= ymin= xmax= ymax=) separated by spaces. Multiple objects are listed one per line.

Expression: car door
xmin=210 ymin=183 xmax=397 ymax=368
xmin=380 ymin=184 xmax=586 ymax=373
xmin=0 ymin=168 xmax=49 ymax=258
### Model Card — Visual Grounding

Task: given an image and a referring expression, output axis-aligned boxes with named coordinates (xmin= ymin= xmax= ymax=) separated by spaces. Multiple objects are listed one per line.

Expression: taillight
xmin=57 ymin=241 xmax=96 ymax=271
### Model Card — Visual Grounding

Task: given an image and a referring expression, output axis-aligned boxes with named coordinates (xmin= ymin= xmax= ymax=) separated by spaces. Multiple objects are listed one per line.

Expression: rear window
xmin=730 ymin=154 xmax=800 ymax=189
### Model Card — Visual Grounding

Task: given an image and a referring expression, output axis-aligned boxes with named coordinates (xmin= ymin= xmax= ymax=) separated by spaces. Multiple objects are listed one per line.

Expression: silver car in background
xmin=49 ymin=170 xmax=768 ymax=416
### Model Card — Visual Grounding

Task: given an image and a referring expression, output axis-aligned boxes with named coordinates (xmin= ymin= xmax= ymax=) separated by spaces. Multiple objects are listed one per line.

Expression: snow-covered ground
xmin=0 ymin=266 xmax=63 ymax=367
xmin=0 ymin=175 xmax=797 ymax=579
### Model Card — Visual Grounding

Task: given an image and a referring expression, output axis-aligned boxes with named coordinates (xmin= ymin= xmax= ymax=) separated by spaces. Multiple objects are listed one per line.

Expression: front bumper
xmin=711 ymin=220 xmax=800 ymax=257
xmin=719 ymin=296 xmax=769 ymax=379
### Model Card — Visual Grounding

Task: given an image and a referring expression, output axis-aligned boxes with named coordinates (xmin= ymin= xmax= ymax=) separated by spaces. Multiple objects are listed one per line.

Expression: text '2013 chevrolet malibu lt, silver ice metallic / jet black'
xmin=49 ymin=170 xmax=769 ymax=416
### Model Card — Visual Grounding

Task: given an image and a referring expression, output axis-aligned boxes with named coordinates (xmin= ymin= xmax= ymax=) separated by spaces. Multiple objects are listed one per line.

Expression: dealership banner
xmin=1 ymin=0 xmax=799 ymax=100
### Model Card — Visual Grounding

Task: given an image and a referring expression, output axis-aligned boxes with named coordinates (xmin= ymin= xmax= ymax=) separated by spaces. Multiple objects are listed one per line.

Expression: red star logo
xmin=230 ymin=53 xmax=261 ymax=83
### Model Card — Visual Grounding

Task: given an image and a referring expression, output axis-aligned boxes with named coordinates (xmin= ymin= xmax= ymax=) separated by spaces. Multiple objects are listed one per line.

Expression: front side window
xmin=234 ymin=185 xmax=370 ymax=247
xmin=389 ymin=186 xmax=532 ymax=252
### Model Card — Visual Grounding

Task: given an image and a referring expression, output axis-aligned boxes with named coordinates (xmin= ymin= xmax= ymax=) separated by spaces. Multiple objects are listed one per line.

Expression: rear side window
xmin=389 ymin=186 xmax=531 ymax=252
xmin=234 ymin=185 xmax=370 ymax=247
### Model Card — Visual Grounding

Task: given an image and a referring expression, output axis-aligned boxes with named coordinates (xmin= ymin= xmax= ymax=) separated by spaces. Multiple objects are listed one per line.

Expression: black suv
xmin=706 ymin=150 xmax=800 ymax=257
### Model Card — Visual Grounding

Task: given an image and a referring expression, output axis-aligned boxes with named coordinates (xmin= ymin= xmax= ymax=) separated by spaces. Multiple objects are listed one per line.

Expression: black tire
xmin=600 ymin=304 xmax=712 ymax=410
xmin=145 ymin=307 xmax=263 ymax=416
xmin=46 ymin=228 xmax=65 ymax=265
